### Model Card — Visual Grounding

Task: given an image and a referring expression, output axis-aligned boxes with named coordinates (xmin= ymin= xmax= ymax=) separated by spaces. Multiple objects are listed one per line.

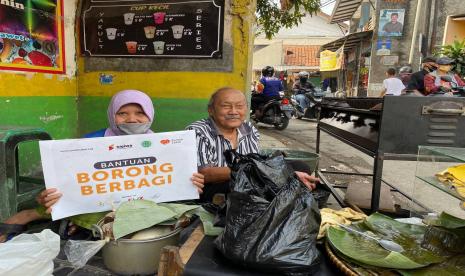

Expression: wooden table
xmin=158 ymin=225 xmax=205 ymax=276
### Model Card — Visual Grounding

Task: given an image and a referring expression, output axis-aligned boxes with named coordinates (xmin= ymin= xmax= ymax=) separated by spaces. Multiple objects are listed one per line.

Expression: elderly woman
xmin=0 ymin=90 xmax=204 ymax=242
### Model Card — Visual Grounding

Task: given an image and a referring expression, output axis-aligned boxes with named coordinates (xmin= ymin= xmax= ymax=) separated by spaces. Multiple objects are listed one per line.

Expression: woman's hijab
xmin=104 ymin=90 xmax=155 ymax=137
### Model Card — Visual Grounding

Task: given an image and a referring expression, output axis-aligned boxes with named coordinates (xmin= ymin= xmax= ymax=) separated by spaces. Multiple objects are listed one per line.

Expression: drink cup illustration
xmin=125 ymin=41 xmax=138 ymax=54
xmin=171 ymin=25 xmax=184 ymax=39
xmin=153 ymin=12 xmax=166 ymax=25
xmin=144 ymin=26 xmax=156 ymax=39
xmin=153 ymin=41 xmax=165 ymax=55
xmin=123 ymin=13 xmax=135 ymax=25
xmin=105 ymin=28 xmax=117 ymax=40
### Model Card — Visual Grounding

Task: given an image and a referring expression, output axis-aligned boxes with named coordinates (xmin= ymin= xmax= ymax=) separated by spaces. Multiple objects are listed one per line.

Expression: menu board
xmin=82 ymin=0 xmax=224 ymax=58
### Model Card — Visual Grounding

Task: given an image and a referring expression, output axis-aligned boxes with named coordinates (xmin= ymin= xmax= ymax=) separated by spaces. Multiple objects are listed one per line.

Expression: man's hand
xmin=295 ymin=171 xmax=319 ymax=191
xmin=36 ymin=188 xmax=62 ymax=214
xmin=191 ymin=173 xmax=205 ymax=194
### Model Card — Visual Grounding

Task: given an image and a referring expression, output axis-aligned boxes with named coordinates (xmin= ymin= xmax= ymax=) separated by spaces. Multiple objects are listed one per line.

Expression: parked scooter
xmin=292 ymin=87 xmax=325 ymax=119
xmin=251 ymin=95 xmax=293 ymax=130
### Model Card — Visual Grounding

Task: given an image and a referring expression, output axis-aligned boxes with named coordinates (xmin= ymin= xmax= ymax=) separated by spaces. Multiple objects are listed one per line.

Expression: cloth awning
xmin=319 ymin=30 xmax=373 ymax=52
xmin=330 ymin=0 xmax=363 ymax=23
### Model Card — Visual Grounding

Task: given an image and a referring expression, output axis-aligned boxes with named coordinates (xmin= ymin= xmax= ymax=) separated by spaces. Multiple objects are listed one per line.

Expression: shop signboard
xmin=39 ymin=131 xmax=199 ymax=220
xmin=320 ymin=46 xmax=344 ymax=71
xmin=82 ymin=0 xmax=224 ymax=58
xmin=381 ymin=55 xmax=399 ymax=66
xmin=0 ymin=0 xmax=65 ymax=74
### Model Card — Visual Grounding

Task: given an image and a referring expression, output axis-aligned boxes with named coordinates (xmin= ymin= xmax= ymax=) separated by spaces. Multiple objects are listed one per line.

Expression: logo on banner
xmin=108 ymin=144 xmax=133 ymax=151
xmin=141 ymin=140 xmax=152 ymax=148
xmin=160 ymin=139 xmax=170 ymax=145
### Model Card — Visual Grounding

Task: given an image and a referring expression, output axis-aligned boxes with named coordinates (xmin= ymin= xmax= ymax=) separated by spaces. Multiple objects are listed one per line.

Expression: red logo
xmin=108 ymin=144 xmax=114 ymax=151
xmin=160 ymin=139 xmax=170 ymax=145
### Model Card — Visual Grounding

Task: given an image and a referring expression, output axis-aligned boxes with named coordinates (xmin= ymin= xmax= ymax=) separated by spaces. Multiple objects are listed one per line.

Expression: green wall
xmin=77 ymin=97 xmax=209 ymax=136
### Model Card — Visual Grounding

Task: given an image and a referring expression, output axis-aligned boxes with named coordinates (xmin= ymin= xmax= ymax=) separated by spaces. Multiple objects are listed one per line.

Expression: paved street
xmin=257 ymin=118 xmax=464 ymax=218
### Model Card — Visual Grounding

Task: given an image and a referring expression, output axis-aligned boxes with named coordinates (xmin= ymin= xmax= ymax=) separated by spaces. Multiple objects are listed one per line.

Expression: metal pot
xmin=93 ymin=222 xmax=181 ymax=275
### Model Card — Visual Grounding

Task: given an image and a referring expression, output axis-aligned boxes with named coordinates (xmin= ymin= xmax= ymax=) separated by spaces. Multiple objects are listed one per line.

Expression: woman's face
xmin=438 ymin=65 xmax=452 ymax=73
xmin=115 ymin=103 xmax=150 ymax=124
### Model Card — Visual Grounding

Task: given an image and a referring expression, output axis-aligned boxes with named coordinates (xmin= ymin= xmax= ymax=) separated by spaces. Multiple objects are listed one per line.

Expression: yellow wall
xmin=77 ymin=0 xmax=255 ymax=99
xmin=443 ymin=17 xmax=465 ymax=45
xmin=1 ymin=0 xmax=255 ymax=99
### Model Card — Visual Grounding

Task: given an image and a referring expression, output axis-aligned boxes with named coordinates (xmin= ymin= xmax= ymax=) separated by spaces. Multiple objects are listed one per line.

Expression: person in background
xmin=187 ymin=87 xmax=318 ymax=202
xmin=424 ymin=57 xmax=465 ymax=95
xmin=380 ymin=68 xmax=405 ymax=97
xmin=251 ymin=66 xmax=283 ymax=117
xmin=406 ymin=57 xmax=437 ymax=95
xmin=321 ymin=78 xmax=330 ymax=92
xmin=292 ymin=71 xmax=315 ymax=110
xmin=0 ymin=90 xmax=205 ymax=242
xmin=398 ymin=65 xmax=413 ymax=87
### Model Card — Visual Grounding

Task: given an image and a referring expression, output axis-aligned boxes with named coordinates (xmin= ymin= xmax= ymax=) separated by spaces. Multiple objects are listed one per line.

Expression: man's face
xmin=391 ymin=14 xmax=398 ymax=23
xmin=209 ymin=90 xmax=247 ymax=131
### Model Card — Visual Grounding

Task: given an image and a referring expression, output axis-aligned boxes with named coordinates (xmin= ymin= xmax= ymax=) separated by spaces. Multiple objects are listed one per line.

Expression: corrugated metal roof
xmin=330 ymin=0 xmax=363 ymax=23
xmin=320 ymin=30 xmax=373 ymax=52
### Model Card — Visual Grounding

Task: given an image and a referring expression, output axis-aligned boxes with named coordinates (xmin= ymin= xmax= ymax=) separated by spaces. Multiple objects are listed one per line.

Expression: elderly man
xmin=187 ymin=87 xmax=318 ymax=202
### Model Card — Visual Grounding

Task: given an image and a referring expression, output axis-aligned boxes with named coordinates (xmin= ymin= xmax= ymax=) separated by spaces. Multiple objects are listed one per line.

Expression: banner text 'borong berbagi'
xmin=39 ymin=130 xmax=198 ymax=220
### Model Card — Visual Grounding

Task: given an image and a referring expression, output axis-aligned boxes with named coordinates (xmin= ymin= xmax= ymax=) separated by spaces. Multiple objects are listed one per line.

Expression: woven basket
xmin=325 ymin=241 xmax=359 ymax=276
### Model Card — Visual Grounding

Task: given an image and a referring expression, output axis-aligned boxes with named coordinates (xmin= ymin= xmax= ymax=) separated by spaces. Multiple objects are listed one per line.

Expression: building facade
xmin=253 ymin=12 xmax=346 ymax=90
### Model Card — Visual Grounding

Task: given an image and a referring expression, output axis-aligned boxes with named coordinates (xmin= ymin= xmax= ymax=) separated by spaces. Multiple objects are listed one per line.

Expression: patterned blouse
xmin=186 ymin=118 xmax=260 ymax=168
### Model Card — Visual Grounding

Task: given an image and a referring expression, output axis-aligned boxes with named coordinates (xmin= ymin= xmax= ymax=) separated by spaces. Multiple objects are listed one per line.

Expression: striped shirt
xmin=186 ymin=118 xmax=260 ymax=168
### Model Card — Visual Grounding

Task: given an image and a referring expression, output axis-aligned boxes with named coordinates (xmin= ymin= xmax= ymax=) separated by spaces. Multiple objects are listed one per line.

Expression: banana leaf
xmin=193 ymin=207 xmax=224 ymax=236
xmin=399 ymin=255 xmax=465 ymax=276
xmin=113 ymin=200 xmax=177 ymax=240
xmin=158 ymin=203 xmax=200 ymax=218
xmin=427 ymin=212 xmax=465 ymax=229
xmin=327 ymin=213 xmax=444 ymax=269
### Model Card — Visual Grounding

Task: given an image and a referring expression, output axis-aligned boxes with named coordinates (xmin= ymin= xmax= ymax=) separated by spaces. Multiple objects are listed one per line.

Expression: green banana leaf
xmin=399 ymin=255 xmax=465 ymax=276
xmin=113 ymin=200 xmax=177 ymax=240
xmin=327 ymin=213 xmax=444 ymax=269
xmin=158 ymin=203 xmax=200 ymax=218
xmin=193 ymin=207 xmax=224 ymax=236
xmin=427 ymin=212 xmax=465 ymax=229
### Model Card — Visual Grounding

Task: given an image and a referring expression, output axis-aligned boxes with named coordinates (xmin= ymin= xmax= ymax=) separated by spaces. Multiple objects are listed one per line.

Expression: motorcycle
xmin=292 ymin=87 xmax=324 ymax=120
xmin=251 ymin=94 xmax=293 ymax=130
xmin=429 ymin=76 xmax=465 ymax=96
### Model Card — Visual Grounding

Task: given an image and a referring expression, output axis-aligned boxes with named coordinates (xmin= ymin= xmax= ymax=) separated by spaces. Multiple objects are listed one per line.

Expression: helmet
xmin=399 ymin=66 xmax=412 ymax=74
xmin=436 ymin=57 xmax=454 ymax=65
xmin=262 ymin=66 xmax=274 ymax=77
xmin=298 ymin=71 xmax=310 ymax=78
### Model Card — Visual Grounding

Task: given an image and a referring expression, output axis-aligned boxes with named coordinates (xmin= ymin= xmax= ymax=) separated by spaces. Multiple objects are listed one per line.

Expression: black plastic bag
xmin=214 ymin=151 xmax=321 ymax=275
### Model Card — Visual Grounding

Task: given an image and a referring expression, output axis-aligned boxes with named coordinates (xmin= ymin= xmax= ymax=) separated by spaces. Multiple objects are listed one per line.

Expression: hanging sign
xmin=320 ymin=46 xmax=344 ymax=71
xmin=82 ymin=0 xmax=224 ymax=58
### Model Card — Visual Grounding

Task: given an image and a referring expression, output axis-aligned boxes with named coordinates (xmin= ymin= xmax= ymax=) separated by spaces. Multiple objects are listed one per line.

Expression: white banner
xmin=39 ymin=130 xmax=198 ymax=220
